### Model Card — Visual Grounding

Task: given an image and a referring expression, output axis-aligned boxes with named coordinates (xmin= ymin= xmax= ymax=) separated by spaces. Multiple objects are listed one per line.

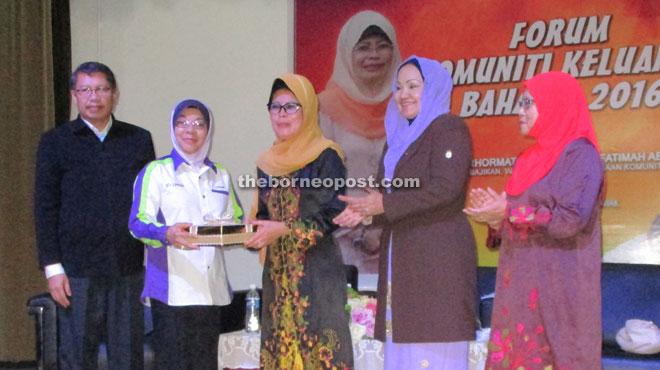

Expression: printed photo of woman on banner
xmin=295 ymin=0 xmax=660 ymax=268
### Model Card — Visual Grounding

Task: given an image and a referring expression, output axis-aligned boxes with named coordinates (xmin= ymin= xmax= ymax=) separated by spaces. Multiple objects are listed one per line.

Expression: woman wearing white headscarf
xmin=335 ymin=57 xmax=477 ymax=370
xmin=129 ymin=99 xmax=243 ymax=370
xmin=319 ymin=10 xmax=402 ymax=274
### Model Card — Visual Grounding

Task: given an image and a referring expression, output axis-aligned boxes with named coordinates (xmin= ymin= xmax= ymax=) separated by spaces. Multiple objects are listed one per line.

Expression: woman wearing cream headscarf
xmin=245 ymin=74 xmax=353 ymax=369
xmin=319 ymin=10 xmax=401 ymax=274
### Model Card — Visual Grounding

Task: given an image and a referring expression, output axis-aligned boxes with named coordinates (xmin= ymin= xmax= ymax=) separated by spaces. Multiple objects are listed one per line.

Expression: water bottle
xmin=244 ymin=284 xmax=260 ymax=333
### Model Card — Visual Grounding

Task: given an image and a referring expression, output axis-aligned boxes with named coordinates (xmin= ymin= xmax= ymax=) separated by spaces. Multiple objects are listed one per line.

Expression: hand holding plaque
xmin=183 ymin=223 xmax=258 ymax=246
xmin=243 ymin=220 xmax=290 ymax=250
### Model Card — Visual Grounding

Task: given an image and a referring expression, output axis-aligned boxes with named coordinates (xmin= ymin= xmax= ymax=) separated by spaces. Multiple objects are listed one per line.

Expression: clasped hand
xmin=333 ymin=188 xmax=384 ymax=227
xmin=463 ymin=187 xmax=507 ymax=229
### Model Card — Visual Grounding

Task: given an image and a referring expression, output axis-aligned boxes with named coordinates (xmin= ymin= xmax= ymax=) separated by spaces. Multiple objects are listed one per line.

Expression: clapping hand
xmin=333 ymin=188 xmax=384 ymax=227
xmin=333 ymin=206 xmax=365 ymax=228
xmin=463 ymin=187 xmax=507 ymax=229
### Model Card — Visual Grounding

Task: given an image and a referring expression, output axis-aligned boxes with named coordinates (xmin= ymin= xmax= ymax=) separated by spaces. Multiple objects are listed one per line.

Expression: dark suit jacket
xmin=374 ymin=113 xmax=478 ymax=343
xmin=34 ymin=116 xmax=155 ymax=277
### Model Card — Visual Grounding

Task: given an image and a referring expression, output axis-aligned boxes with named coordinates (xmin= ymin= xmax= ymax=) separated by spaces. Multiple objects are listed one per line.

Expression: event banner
xmin=295 ymin=0 xmax=660 ymax=268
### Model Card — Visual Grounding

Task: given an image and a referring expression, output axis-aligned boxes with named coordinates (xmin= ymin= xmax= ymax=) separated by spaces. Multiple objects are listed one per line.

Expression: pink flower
xmin=347 ymin=294 xmax=377 ymax=340
xmin=490 ymin=350 xmax=505 ymax=363
xmin=509 ymin=205 xmax=534 ymax=223
xmin=351 ymin=307 xmax=374 ymax=326
xmin=528 ymin=289 xmax=538 ymax=309
xmin=491 ymin=330 xmax=503 ymax=346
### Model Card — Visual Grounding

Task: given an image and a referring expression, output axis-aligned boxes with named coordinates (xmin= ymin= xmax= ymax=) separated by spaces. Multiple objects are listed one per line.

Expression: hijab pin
xmin=445 ymin=150 xmax=453 ymax=159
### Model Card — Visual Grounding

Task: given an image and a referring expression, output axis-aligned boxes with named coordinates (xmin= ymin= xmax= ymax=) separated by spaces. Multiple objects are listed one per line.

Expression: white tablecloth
xmin=218 ymin=330 xmax=489 ymax=370
xmin=217 ymin=330 xmax=261 ymax=369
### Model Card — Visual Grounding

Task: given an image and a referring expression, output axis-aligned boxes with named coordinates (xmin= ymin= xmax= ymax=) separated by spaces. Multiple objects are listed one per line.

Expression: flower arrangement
xmin=346 ymin=287 xmax=377 ymax=345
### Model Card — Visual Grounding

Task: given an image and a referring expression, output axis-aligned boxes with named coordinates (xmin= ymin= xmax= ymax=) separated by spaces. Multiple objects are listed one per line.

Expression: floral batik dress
xmin=485 ymin=139 xmax=604 ymax=370
xmin=257 ymin=149 xmax=354 ymax=370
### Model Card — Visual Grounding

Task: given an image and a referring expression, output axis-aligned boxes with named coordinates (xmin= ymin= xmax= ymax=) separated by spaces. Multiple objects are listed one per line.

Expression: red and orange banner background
xmin=296 ymin=0 xmax=660 ymax=266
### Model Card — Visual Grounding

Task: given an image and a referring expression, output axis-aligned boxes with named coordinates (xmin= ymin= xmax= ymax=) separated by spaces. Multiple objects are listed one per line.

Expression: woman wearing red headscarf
xmin=464 ymin=71 xmax=604 ymax=369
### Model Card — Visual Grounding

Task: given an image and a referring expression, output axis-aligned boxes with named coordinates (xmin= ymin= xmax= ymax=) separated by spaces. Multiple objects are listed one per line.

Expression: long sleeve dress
xmin=486 ymin=138 xmax=604 ymax=370
xmin=257 ymin=148 xmax=354 ymax=370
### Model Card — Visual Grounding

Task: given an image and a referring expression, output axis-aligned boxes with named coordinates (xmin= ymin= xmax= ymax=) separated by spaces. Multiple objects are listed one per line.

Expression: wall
xmin=70 ymin=0 xmax=295 ymax=290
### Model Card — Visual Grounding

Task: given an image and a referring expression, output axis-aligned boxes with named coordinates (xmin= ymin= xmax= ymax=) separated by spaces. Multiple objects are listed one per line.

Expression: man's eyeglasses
xmin=518 ymin=98 xmax=535 ymax=109
xmin=75 ymin=86 xmax=112 ymax=97
xmin=267 ymin=102 xmax=302 ymax=115
xmin=175 ymin=120 xmax=207 ymax=128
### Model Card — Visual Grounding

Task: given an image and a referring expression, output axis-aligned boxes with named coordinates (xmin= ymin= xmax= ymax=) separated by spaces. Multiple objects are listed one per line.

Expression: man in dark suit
xmin=34 ymin=62 xmax=155 ymax=370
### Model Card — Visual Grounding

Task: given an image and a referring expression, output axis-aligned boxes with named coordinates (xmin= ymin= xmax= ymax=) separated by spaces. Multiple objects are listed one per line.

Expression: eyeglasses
xmin=75 ymin=86 xmax=112 ymax=97
xmin=518 ymin=98 xmax=535 ymax=109
xmin=267 ymin=102 xmax=302 ymax=115
xmin=175 ymin=120 xmax=207 ymax=128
